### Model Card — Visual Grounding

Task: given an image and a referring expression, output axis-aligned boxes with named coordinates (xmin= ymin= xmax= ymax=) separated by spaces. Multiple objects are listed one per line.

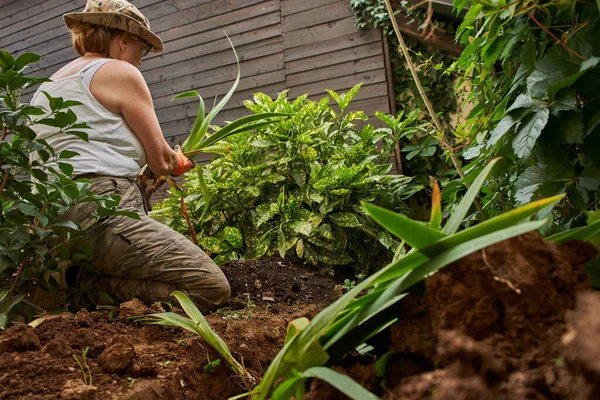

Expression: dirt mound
xmin=221 ymin=256 xmax=336 ymax=306
xmin=306 ymin=232 xmax=599 ymax=399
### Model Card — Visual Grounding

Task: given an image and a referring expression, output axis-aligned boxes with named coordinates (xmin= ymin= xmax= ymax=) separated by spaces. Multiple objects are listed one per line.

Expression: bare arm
xmin=90 ymin=60 xmax=179 ymax=176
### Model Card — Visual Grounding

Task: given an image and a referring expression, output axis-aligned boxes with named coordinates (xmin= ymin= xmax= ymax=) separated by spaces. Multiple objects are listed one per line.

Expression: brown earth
xmin=0 ymin=257 xmax=336 ymax=400
xmin=305 ymin=232 xmax=600 ymax=400
xmin=2 ymin=234 xmax=600 ymax=400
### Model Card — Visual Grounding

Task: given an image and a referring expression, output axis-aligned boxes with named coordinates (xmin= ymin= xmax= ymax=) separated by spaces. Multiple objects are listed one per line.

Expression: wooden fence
xmin=0 ymin=0 xmax=393 ymax=166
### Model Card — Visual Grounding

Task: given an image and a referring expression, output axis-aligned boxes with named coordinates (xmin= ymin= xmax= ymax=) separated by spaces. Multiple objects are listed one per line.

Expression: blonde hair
xmin=69 ymin=21 xmax=136 ymax=57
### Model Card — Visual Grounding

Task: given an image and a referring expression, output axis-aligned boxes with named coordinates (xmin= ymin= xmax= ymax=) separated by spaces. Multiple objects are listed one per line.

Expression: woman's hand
xmin=171 ymin=145 xmax=194 ymax=176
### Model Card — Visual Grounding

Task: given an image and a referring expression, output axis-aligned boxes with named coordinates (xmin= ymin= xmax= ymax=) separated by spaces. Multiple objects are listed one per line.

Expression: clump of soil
xmin=305 ymin=232 xmax=600 ymax=400
xmin=0 ymin=256 xmax=334 ymax=399
xmin=222 ymin=256 xmax=336 ymax=306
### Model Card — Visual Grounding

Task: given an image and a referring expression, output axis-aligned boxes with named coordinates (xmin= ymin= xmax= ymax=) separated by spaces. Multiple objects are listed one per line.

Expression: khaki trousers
xmin=67 ymin=175 xmax=230 ymax=313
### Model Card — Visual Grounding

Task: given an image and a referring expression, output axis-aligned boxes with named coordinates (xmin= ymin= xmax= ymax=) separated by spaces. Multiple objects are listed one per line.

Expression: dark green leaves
xmin=513 ymin=108 xmax=549 ymax=159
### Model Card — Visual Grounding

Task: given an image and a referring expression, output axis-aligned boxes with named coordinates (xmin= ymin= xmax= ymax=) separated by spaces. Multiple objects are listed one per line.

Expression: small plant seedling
xmin=176 ymin=338 xmax=188 ymax=346
xmin=203 ymin=359 xmax=221 ymax=373
xmin=127 ymin=377 xmax=135 ymax=388
xmin=73 ymin=347 xmax=93 ymax=386
xmin=341 ymin=279 xmax=356 ymax=291
xmin=163 ymin=360 xmax=172 ymax=366
xmin=243 ymin=294 xmax=256 ymax=310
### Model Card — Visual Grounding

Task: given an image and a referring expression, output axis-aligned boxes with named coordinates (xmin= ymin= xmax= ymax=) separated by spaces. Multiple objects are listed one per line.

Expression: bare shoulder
xmin=95 ymin=60 xmax=146 ymax=87
xmin=90 ymin=61 xmax=149 ymax=113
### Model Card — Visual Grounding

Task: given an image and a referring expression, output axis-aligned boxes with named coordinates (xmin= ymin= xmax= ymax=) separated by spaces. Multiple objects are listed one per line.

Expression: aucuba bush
xmin=0 ymin=51 xmax=131 ymax=326
xmin=152 ymin=85 xmax=422 ymax=275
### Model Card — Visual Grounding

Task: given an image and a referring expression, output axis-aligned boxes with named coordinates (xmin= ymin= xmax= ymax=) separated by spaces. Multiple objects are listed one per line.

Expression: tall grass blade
xmin=302 ymin=367 xmax=380 ymax=400
xmin=271 ymin=374 xmax=304 ymax=400
xmin=148 ymin=292 xmax=255 ymax=390
xmin=174 ymin=90 xmax=206 ymax=152
xmin=171 ymin=291 xmax=255 ymax=388
xmin=374 ymin=195 xmax=563 ymax=285
xmin=363 ymin=202 xmax=445 ymax=249
xmin=442 ymin=158 xmax=499 ymax=235
xmin=198 ymin=113 xmax=290 ymax=149
xmin=545 ymin=219 xmax=600 ymax=243
xmin=430 ymin=177 xmax=442 ymax=230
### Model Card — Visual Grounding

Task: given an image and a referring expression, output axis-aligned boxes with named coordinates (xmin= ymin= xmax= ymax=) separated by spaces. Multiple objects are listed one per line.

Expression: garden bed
xmin=1 ymin=234 xmax=599 ymax=399
xmin=0 ymin=257 xmax=336 ymax=400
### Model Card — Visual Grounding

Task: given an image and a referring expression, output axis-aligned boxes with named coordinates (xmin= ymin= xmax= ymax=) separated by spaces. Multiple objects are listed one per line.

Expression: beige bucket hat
xmin=64 ymin=0 xmax=163 ymax=53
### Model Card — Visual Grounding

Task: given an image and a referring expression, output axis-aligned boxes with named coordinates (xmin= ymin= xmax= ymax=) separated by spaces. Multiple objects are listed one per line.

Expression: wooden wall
xmin=0 ymin=0 xmax=392 ymax=166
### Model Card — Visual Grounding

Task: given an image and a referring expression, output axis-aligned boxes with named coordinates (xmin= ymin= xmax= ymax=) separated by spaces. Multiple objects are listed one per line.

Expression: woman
xmin=30 ymin=0 xmax=230 ymax=312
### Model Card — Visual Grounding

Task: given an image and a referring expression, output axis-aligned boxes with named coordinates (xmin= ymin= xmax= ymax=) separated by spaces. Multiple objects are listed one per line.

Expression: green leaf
xmin=59 ymin=150 xmax=79 ymax=159
xmin=224 ymin=226 xmax=243 ymax=248
xmin=546 ymin=219 xmax=600 ymax=243
xmin=363 ymin=202 xmax=445 ymax=249
xmin=580 ymin=167 xmax=600 ymax=192
xmin=547 ymin=57 xmax=600 ymax=100
xmin=196 ymin=113 xmax=289 ymax=150
xmin=329 ymin=212 xmax=361 ymax=228
xmin=50 ymin=221 xmax=79 ymax=230
xmin=15 ymin=52 xmax=40 ymax=70
xmin=199 ymin=237 xmax=230 ymax=254
xmin=255 ymin=203 xmax=279 ymax=227
xmin=302 ymin=367 xmax=380 ymax=400
xmin=513 ymin=108 xmax=549 ymax=160
xmin=58 ymin=162 xmax=74 ymax=176
xmin=290 ymin=221 xmax=312 ymax=236
xmin=554 ymin=112 xmax=584 ymax=144
xmin=443 ymin=159 xmax=499 ymax=234
xmin=151 ymin=291 xmax=255 ymax=389
xmin=251 ymin=138 xmax=277 ymax=147
xmin=488 ymin=113 xmax=519 ymax=148
xmin=66 ymin=131 xmax=89 ymax=142
xmin=551 ymin=89 xmax=577 ymax=114
xmin=0 ymin=50 xmax=15 ymax=69
xmin=378 ymin=231 xmax=393 ymax=249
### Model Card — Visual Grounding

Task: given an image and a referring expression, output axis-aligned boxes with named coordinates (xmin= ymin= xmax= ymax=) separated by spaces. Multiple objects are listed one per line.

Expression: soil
xmin=0 ymin=256 xmax=336 ymax=400
xmin=2 ymin=233 xmax=600 ymax=400
xmin=305 ymin=232 xmax=600 ymax=400
xmin=221 ymin=256 xmax=336 ymax=307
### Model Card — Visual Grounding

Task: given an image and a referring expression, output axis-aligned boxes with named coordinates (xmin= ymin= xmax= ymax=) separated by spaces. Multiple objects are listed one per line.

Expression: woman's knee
xmin=185 ymin=261 xmax=230 ymax=310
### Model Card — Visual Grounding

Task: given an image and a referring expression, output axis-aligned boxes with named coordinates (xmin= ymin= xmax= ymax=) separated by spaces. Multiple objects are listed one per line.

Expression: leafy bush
xmin=0 ymin=51 xmax=130 ymax=327
xmin=152 ymin=85 xmax=421 ymax=275
xmin=452 ymin=0 xmax=600 ymax=232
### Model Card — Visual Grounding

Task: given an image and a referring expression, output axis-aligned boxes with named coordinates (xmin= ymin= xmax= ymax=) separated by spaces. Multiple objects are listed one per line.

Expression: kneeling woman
xmin=30 ymin=0 xmax=230 ymax=312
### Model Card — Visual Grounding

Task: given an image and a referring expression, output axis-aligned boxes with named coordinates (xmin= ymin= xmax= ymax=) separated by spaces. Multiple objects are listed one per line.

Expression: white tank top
xmin=30 ymin=58 xmax=146 ymax=177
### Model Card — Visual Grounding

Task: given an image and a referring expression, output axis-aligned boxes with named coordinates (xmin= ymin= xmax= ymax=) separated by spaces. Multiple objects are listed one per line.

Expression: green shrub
xmin=152 ymin=85 xmax=422 ymax=275
xmin=0 ymin=51 xmax=132 ymax=327
xmin=451 ymin=0 xmax=600 ymax=232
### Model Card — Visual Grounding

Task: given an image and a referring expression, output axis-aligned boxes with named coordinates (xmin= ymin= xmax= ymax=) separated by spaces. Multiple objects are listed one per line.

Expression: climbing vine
xmin=348 ymin=0 xmax=459 ymax=215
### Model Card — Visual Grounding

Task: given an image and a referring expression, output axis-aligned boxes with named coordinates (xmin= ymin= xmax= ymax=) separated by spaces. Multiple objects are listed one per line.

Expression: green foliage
xmin=349 ymin=0 xmax=460 ymax=213
xmin=152 ymin=86 xmax=420 ymax=274
xmin=452 ymin=0 xmax=600 ymax=233
xmin=0 ymin=51 xmax=128 ymax=327
xmin=248 ymin=161 xmax=560 ymax=399
xmin=203 ymin=358 xmax=221 ymax=373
